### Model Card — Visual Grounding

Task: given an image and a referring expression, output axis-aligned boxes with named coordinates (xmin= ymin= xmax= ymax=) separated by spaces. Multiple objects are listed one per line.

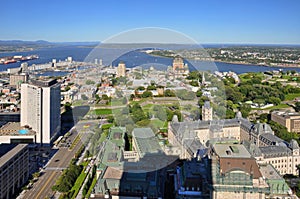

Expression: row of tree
xmin=52 ymin=164 xmax=83 ymax=193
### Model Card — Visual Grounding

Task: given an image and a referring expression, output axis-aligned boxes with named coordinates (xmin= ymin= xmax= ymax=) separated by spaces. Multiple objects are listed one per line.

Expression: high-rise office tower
xmin=21 ymin=79 xmax=61 ymax=145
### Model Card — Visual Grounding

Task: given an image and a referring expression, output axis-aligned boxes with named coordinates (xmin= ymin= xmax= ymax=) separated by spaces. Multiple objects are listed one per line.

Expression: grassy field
xmin=86 ymin=175 xmax=97 ymax=198
xmin=150 ymin=118 xmax=166 ymax=128
xmin=69 ymin=134 xmax=81 ymax=150
xmin=252 ymin=103 xmax=290 ymax=111
xmin=72 ymin=100 xmax=84 ymax=106
xmin=285 ymin=93 xmax=300 ymax=101
xmin=93 ymin=109 xmax=112 ymax=115
xmin=101 ymin=123 xmax=113 ymax=130
xmin=265 ymin=104 xmax=290 ymax=110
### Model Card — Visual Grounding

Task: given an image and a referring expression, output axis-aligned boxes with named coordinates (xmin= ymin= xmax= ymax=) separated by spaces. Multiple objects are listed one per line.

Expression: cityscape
xmin=1 ymin=1 xmax=300 ymax=199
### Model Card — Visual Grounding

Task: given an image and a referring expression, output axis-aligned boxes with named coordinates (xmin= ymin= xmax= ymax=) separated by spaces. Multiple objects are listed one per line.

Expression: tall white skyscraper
xmin=21 ymin=79 xmax=61 ymax=145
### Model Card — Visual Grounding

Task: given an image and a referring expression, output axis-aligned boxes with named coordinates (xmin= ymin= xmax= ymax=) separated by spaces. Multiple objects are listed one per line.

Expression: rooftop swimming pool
xmin=19 ymin=129 xmax=28 ymax=135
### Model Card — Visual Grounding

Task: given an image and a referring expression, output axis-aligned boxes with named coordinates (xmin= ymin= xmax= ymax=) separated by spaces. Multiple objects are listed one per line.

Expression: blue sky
xmin=0 ymin=0 xmax=299 ymax=44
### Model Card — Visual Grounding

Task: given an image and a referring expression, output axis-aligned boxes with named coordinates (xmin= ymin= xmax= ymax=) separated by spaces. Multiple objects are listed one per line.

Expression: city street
xmin=22 ymin=132 xmax=83 ymax=199
xmin=21 ymin=119 xmax=100 ymax=199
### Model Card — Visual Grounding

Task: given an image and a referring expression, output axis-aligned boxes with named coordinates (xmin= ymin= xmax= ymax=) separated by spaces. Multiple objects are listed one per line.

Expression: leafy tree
xmin=295 ymin=102 xmax=300 ymax=112
xmin=189 ymin=80 xmax=199 ymax=87
xmin=102 ymin=94 xmax=109 ymax=100
xmin=186 ymin=71 xmax=201 ymax=80
xmin=268 ymin=96 xmax=281 ymax=105
xmin=196 ymin=90 xmax=203 ymax=97
xmin=107 ymin=115 xmax=114 ymax=123
xmin=269 ymin=120 xmax=299 ymax=142
xmin=141 ymin=91 xmax=153 ymax=98
xmin=259 ymin=113 xmax=269 ymax=123
xmin=240 ymin=104 xmax=251 ymax=118
xmin=85 ymin=80 xmax=95 ymax=85
xmin=137 ymin=86 xmax=145 ymax=91
xmin=164 ymin=89 xmax=176 ymax=97
xmin=130 ymin=103 xmax=147 ymax=122
xmin=147 ymin=85 xmax=156 ymax=90
xmin=226 ymin=109 xmax=235 ymax=119
xmin=129 ymin=94 xmax=135 ymax=101
xmin=198 ymin=96 xmax=209 ymax=107
xmin=176 ymin=90 xmax=195 ymax=100
xmin=225 ymin=86 xmax=244 ymax=103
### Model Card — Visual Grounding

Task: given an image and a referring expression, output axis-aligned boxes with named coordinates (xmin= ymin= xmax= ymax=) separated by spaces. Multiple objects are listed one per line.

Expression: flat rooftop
xmin=0 ymin=144 xmax=28 ymax=168
xmin=272 ymin=111 xmax=300 ymax=118
xmin=213 ymin=144 xmax=252 ymax=158
xmin=0 ymin=122 xmax=36 ymax=136
xmin=30 ymin=78 xmax=58 ymax=87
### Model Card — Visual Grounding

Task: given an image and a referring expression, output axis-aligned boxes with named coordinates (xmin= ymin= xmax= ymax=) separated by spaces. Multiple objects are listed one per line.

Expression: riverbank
xmin=149 ymin=52 xmax=300 ymax=69
xmin=213 ymin=59 xmax=300 ymax=68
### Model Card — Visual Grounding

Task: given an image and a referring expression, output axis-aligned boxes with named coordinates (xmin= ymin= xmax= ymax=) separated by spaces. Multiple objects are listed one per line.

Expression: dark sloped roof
xmin=260 ymin=145 xmax=291 ymax=158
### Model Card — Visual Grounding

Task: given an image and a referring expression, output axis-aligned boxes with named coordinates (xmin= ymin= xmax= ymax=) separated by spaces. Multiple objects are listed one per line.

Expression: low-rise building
xmin=256 ymin=140 xmax=300 ymax=176
xmin=271 ymin=111 xmax=300 ymax=133
xmin=211 ymin=144 xmax=269 ymax=199
xmin=92 ymin=127 xmax=164 ymax=199
xmin=0 ymin=122 xmax=36 ymax=144
xmin=259 ymin=164 xmax=293 ymax=198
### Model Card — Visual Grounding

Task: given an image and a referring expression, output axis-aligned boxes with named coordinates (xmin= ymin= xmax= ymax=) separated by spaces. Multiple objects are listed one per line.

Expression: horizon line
xmin=1 ymin=39 xmax=300 ymax=46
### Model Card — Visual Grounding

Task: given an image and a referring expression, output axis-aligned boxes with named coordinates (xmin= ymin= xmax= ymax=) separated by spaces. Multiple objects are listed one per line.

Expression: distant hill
xmin=0 ymin=40 xmax=52 ymax=45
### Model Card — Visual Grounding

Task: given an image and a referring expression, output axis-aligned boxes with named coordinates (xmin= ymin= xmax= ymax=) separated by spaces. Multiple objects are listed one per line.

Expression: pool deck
xmin=0 ymin=122 xmax=36 ymax=136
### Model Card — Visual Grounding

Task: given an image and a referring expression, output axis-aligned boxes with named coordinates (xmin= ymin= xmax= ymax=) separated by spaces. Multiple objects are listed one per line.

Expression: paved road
xmin=22 ymin=132 xmax=83 ymax=199
xmin=21 ymin=120 xmax=100 ymax=199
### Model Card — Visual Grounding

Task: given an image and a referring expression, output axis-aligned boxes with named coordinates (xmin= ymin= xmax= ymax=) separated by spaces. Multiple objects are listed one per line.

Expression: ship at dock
xmin=0 ymin=54 xmax=39 ymax=65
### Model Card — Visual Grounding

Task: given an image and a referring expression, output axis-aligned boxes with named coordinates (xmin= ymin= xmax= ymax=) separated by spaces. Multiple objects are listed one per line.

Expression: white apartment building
xmin=21 ymin=79 xmax=61 ymax=145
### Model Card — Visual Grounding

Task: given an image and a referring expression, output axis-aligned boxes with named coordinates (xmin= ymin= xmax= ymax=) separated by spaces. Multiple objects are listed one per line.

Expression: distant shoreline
xmin=213 ymin=60 xmax=300 ymax=68
xmin=148 ymin=52 xmax=300 ymax=69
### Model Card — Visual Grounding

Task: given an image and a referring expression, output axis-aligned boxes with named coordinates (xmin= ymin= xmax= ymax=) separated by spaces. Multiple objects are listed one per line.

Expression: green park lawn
xmin=93 ymin=109 xmax=112 ymax=115
xmin=265 ymin=104 xmax=290 ymax=110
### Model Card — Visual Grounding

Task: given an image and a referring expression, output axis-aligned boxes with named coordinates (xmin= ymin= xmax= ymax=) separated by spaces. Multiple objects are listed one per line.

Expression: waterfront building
xmin=67 ymin=56 xmax=72 ymax=62
xmin=21 ymin=79 xmax=61 ymax=145
xmin=0 ymin=144 xmax=29 ymax=199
